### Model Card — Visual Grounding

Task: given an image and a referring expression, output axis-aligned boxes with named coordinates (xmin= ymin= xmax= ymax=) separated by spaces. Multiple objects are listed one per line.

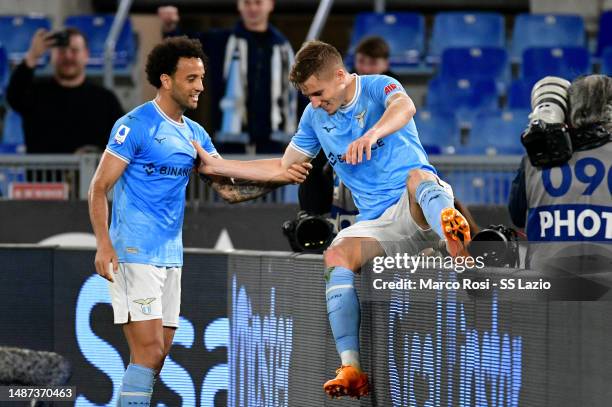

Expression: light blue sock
xmin=118 ymin=363 xmax=155 ymax=407
xmin=325 ymin=267 xmax=360 ymax=358
xmin=415 ymin=180 xmax=454 ymax=240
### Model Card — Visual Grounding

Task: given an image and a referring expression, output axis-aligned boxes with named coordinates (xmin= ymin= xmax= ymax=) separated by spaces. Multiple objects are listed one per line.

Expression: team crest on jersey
xmin=114 ymin=124 xmax=130 ymax=144
xmin=355 ymin=110 xmax=366 ymax=128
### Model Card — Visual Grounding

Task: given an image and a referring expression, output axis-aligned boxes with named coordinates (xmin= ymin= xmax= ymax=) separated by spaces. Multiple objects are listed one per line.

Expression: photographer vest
xmin=524 ymin=142 xmax=612 ymax=271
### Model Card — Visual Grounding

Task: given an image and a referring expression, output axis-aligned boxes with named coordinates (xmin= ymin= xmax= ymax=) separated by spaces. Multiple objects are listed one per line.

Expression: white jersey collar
xmin=152 ymin=100 xmax=186 ymax=128
xmin=339 ymin=74 xmax=361 ymax=113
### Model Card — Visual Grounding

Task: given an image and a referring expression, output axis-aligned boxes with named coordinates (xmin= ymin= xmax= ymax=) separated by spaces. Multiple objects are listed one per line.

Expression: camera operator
xmin=509 ymin=75 xmax=612 ymax=297
xmin=6 ymin=27 xmax=124 ymax=154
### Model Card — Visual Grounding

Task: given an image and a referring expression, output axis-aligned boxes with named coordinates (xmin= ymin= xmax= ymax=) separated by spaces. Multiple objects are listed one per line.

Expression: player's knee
xmin=133 ymin=341 xmax=165 ymax=370
xmin=406 ymin=169 xmax=437 ymax=201
xmin=323 ymin=245 xmax=351 ymax=269
xmin=406 ymin=169 xmax=436 ymax=196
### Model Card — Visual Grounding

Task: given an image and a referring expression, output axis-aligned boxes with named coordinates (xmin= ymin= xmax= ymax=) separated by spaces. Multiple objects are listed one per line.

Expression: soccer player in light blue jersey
xmin=192 ymin=40 xmax=473 ymax=399
xmin=88 ymin=37 xmax=310 ymax=406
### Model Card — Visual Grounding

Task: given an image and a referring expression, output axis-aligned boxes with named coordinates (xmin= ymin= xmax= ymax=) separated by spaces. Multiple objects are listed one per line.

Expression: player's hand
xmin=191 ymin=141 xmax=216 ymax=175
xmin=286 ymin=162 xmax=312 ymax=183
xmin=157 ymin=6 xmax=180 ymax=34
xmin=94 ymin=242 xmax=119 ymax=282
xmin=25 ymin=29 xmax=54 ymax=68
xmin=344 ymin=131 xmax=378 ymax=165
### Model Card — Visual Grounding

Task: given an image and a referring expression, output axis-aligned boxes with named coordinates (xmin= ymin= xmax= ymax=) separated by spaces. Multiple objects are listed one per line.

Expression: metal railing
xmin=0 ymin=153 xmax=522 ymax=204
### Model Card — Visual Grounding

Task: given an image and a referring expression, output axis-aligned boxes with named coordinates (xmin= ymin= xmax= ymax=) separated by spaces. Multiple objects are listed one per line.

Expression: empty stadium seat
xmin=0 ymin=46 xmax=9 ymax=99
xmin=428 ymin=12 xmax=505 ymax=63
xmin=0 ymin=15 xmax=51 ymax=64
xmin=596 ymin=11 xmax=612 ymax=57
xmin=64 ymin=14 xmax=136 ymax=67
xmin=521 ymin=47 xmax=590 ymax=81
xmin=346 ymin=12 xmax=425 ymax=67
xmin=511 ymin=14 xmax=585 ymax=61
xmin=2 ymin=109 xmax=25 ymax=147
xmin=460 ymin=109 xmax=528 ymax=155
xmin=414 ymin=109 xmax=460 ymax=155
xmin=507 ymin=78 xmax=536 ymax=110
xmin=439 ymin=47 xmax=509 ymax=85
xmin=602 ymin=47 xmax=612 ymax=75
xmin=426 ymin=77 xmax=499 ymax=125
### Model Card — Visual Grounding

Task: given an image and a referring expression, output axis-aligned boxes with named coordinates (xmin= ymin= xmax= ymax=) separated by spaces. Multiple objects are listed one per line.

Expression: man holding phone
xmin=6 ymin=27 xmax=124 ymax=153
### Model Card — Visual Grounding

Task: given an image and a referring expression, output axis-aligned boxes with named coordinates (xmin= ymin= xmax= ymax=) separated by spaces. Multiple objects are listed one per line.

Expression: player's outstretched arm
xmin=88 ymin=152 xmax=127 ymax=282
xmin=193 ymin=141 xmax=312 ymax=183
xmin=201 ymin=175 xmax=279 ymax=203
xmin=193 ymin=142 xmax=313 ymax=203
xmin=345 ymin=92 xmax=416 ymax=165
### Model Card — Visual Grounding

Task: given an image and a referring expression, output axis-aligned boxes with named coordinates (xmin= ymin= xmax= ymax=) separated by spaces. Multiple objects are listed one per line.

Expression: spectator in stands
xmin=158 ymin=1 xmax=297 ymax=153
xmin=353 ymin=36 xmax=396 ymax=78
xmin=6 ymin=27 xmax=124 ymax=154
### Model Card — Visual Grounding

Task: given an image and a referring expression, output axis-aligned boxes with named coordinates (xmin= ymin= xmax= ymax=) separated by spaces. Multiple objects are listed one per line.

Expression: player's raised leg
xmin=406 ymin=168 xmax=471 ymax=257
xmin=322 ymin=236 xmax=383 ymax=398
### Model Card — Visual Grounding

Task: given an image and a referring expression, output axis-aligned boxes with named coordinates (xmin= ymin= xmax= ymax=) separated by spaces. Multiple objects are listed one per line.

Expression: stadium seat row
xmin=346 ymin=11 xmax=612 ymax=68
xmin=0 ymin=14 xmax=136 ymax=67
xmin=416 ymin=108 xmax=528 ymax=156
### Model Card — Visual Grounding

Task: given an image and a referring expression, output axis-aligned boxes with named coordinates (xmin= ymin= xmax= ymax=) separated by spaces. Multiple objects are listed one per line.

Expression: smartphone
xmin=48 ymin=30 xmax=70 ymax=47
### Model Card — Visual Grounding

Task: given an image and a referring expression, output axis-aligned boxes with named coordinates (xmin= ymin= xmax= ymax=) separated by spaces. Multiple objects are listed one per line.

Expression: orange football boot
xmin=441 ymin=207 xmax=471 ymax=257
xmin=323 ymin=365 xmax=370 ymax=399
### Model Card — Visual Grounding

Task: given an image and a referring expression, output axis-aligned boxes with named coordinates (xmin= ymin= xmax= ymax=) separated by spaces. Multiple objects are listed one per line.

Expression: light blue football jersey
xmin=106 ymin=101 xmax=218 ymax=266
xmin=290 ymin=74 xmax=435 ymax=221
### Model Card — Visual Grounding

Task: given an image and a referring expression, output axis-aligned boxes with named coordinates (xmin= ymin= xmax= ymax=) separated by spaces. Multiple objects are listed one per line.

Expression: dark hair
xmin=569 ymin=74 xmax=612 ymax=132
xmin=289 ymin=40 xmax=344 ymax=88
xmin=355 ymin=36 xmax=389 ymax=60
xmin=145 ymin=36 xmax=208 ymax=88
xmin=63 ymin=27 xmax=88 ymax=48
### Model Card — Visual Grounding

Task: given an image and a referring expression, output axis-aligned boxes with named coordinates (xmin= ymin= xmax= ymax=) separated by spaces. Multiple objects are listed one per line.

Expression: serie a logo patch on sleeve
xmin=114 ymin=124 xmax=131 ymax=144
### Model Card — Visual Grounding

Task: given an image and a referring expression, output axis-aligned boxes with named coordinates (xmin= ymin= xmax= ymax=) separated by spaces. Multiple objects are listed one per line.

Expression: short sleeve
xmin=366 ymin=75 xmax=407 ymax=108
xmin=197 ymin=125 xmax=219 ymax=157
xmin=289 ymin=107 xmax=321 ymax=158
xmin=105 ymin=115 xmax=147 ymax=163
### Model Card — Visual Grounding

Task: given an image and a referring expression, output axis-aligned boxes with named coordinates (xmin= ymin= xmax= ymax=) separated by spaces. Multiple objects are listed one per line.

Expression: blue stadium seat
xmin=602 ymin=47 xmax=612 ymax=75
xmin=428 ymin=12 xmax=505 ymax=63
xmin=2 ymin=109 xmax=25 ymax=148
xmin=346 ymin=12 xmax=425 ymax=67
xmin=439 ymin=47 xmax=509 ymax=85
xmin=426 ymin=77 xmax=499 ymax=125
xmin=414 ymin=109 xmax=460 ymax=155
xmin=521 ymin=47 xmax=590 ymax=81
xmin=507 ymin=78 xmax=536 ymax=110
xmin=0 ymin=15 xmax=51 ymax=64
xmin=64 ymin=14 xmax=136 ymax=67
xmin=460 ymin=109 xmax=528 ymax=155
xmin=596 ymin=11 xmax=612 ymax=57
xmin=511 ymin=14 xmax=585 ymax=61
xmin=0 ymin=45 xmax=9 ymax=99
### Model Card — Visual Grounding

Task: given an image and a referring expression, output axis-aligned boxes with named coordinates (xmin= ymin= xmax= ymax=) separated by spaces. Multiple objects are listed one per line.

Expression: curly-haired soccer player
xmin=88 ymin=37 xmax=310 ymax=406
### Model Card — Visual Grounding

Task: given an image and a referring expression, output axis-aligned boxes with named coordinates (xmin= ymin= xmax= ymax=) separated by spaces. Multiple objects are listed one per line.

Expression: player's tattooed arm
xmin=201 ymin=174 xmax=277 ymax=203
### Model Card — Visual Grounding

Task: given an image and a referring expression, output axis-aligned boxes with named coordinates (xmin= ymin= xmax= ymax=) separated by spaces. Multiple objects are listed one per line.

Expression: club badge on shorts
xmin=134 ymin=298 xmax=156 ymax=315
